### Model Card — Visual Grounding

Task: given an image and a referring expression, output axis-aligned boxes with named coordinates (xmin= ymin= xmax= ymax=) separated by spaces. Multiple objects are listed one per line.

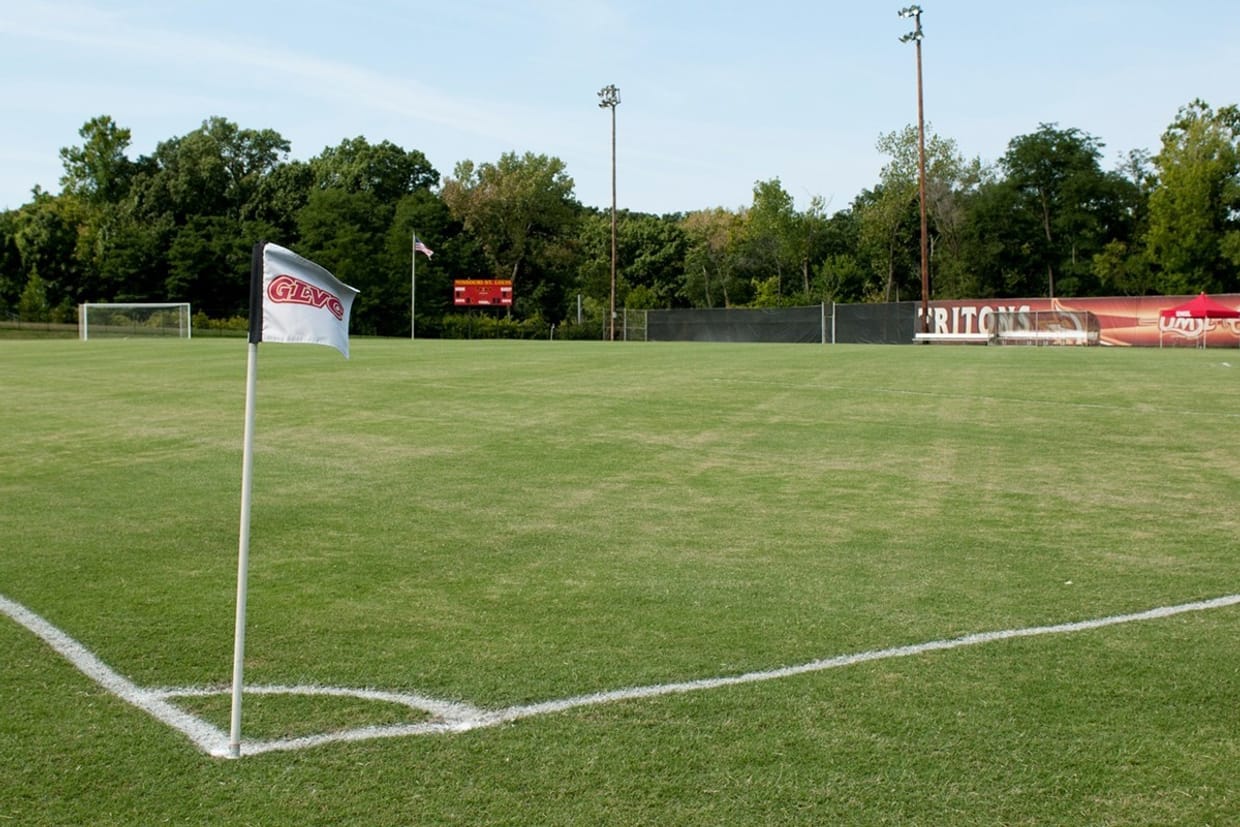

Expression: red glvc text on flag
xmin=267 ymin=274 xmax=345 ymax=320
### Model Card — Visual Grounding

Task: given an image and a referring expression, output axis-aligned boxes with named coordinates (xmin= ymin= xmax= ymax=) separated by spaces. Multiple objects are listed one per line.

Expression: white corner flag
xmin=229 ymin=241 xmax=359 ymax=759
xmin=259 ymin=242 xmax=359 ymax=358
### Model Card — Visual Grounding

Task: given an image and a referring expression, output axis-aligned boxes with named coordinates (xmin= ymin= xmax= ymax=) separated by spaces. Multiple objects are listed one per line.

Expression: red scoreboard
xmin=454 ymin=279 xmax=513 ymax=306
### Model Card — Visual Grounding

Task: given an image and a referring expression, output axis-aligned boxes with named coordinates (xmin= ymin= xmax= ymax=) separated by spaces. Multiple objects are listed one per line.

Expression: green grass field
xmin=2 ymin=338 xmax=1237 ymax=825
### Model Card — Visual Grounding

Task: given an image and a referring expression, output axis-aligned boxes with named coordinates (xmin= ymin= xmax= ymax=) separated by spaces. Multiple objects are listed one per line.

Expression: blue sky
xmin=2 ymin=1 xmax=1237 ymax=215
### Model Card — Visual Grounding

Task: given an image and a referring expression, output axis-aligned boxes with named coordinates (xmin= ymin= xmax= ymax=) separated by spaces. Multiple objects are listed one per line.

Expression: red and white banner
xmin=919 ymin=295 xmax=1240 ymax=347
xmin=261 ymin=243 xmax=359 ymax=358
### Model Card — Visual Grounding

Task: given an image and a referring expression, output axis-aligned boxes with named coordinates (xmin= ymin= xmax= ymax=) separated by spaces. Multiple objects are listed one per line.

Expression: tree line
xmin=2 ymin=101 xmax=1238 ymax=337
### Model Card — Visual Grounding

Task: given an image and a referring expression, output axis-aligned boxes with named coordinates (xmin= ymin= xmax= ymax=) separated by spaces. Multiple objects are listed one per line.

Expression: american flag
xmin=414 ymin=237 xmax=434 ymax=259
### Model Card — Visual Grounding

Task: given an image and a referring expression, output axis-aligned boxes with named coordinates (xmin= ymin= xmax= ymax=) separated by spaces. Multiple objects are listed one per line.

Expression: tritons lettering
xmin=267 ymin=274 xmax=344 ymax=320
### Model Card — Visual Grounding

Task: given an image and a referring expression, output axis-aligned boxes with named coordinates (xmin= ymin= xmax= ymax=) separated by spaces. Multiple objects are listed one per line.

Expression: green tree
xmin=386 ymin=189 xmax=464 ymax=337
xmin=17 ymin=270 xmax=50 ymax=322
xmin=295 ymin=188 xmax=391 ymax=334
xmin=1146 ymin=100 xmax=1240 ymax=293
xmin=0 ymin=210 xmax=24 ymax=313
xmin=56 ymin=116 xmax=169 ymax=303
xmin=1090 ymin=150 xmax=1155 ymax=295
xmin=577 ymin=210 xmax=688 ymax=312
xmin=12 ymin=190 xmax=82 ymax=310
xmin=121 ymin=118 xmax=292 ymax=315
xmin=814 ymin=253 xmax=868 ymax=304
xmin=997 ymin=123 xmax=1131 ymax=297
xmin=58 ymin=115 xmax=135 ymax=206
xmin=744 ymin=178 xmax=799 ymax=297
xmin=133 ymin=117 xmax=290 ymax=223
xmin=621 ymin=212 xmax=687 ymax=307
xmin=164 ymin=215 xmax=260 ymax=318
xmin=681 ymin=208 xmax=747 ymax=307
xmin=243 ymin=159 xmax=313 ymax=241
xmin=855 ymin=183 xmax=917 ymax=302
xmin=793 ymin=195 xmax=832 ymax=299
xmin=862 ymin=125 xmax=984 ymax=302
xmin=310 ymin=137 xmax=439 ymax=203
xmin=440 ymin=151 xmax=578 ymax=297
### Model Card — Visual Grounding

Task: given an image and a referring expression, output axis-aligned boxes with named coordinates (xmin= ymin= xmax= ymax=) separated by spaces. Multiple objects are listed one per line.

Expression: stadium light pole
xmin=598 ymin=83 xmax=620 ymax=341
xmin=899 ymin=5 xmax=930 ymax=334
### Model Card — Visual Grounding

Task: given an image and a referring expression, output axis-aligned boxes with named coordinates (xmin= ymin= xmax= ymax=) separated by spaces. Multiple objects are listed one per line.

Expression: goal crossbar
xmin=79 ymin=303 xmax=192 ymax=341
xmin=990 ymin=308 xmax=1100 ymax=346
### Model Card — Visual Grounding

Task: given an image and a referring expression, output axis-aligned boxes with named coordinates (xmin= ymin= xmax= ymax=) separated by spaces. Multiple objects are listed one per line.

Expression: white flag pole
xmin=229 ymin=340 xmax=258 ymax=758
xmin=229 ymin=241 xmax=266 ymax=759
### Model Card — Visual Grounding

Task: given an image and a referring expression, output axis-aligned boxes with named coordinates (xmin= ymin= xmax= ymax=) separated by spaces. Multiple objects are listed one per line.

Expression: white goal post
xmin=990 ymin=308 xmax=1100 ymax=346
xmin=79 ymin=303 xmax=193 ymax=340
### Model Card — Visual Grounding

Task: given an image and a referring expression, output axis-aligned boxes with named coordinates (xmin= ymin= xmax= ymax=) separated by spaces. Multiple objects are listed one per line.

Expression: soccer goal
xmin=79 ymin=303 xmax=192 ymax=340
xmin=991 ymin=308 xmax=1100 ymax=346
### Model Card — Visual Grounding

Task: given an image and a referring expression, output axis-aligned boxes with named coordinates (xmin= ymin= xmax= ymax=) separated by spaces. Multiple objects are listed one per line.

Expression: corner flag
xmin=230 ymin=241 xmax=360 ymax=758
xmin=255 ymin=242 xmax=359 ymax=358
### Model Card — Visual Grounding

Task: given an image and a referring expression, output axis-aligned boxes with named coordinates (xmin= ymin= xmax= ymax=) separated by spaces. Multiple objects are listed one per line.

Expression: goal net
xmin=79 ymin=303 xmax=192 ymax=340
xmin=991 ymin=308 xmax=1100 ymax=346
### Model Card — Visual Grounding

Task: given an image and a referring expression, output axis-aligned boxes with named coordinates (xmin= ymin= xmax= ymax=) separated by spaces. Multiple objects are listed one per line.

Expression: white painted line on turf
xmin=0 ymin=594 xmax=229 ymax=756
xmin=3 ymin=592 xmax=1238 ymax=758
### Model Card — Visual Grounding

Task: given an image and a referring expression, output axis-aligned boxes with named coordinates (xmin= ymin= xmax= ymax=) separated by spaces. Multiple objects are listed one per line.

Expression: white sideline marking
xmin=3 ymin=593 xmax=1238 ymax=759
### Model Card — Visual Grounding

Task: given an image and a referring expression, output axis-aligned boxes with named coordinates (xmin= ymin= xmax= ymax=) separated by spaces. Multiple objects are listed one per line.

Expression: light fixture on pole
xmin=597 ymin=83 xmax=620 ymax=342
xmin=899 ymin=5 xmax=930 ymax=334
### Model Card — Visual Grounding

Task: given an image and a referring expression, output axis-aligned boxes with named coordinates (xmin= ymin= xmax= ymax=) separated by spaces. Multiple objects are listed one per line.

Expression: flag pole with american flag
xmin=229 ymin=241 xmax=358 ymax=758
xmin=411 ymin=232 xmax=434 ymax=339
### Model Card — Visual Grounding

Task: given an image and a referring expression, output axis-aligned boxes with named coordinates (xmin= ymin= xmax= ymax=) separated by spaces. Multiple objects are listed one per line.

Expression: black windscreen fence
xmin=643 ymin=303 xmax=918 ymax=344
xmin=831 ymin=302 xmax=918 ymax=344
xmin=647 ymin=306 xmax=825 ymax=343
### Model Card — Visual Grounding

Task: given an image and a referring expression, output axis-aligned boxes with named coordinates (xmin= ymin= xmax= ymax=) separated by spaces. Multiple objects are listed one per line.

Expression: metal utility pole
xmin=899 ymin=5 xmax=930 ymax=334
xmin=597 ymin=84 xmax=620 ymax=341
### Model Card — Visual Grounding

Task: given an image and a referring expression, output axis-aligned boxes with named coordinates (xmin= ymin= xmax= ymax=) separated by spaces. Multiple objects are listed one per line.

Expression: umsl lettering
xmin=267 ymin=274 xmax=344 ymax=320
xmin=1158 ymin=316 xmax=1207 ymax=338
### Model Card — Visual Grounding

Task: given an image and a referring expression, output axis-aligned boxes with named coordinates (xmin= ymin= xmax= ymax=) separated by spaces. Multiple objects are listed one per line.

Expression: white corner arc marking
xmin=3 ymin=593 xmax=1237 ymax=758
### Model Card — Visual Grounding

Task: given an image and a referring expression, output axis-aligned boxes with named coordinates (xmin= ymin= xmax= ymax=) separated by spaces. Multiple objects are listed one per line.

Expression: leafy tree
xmin=802 ymin=208 xmax=866 ymax=303
xmin=958 ymin=179 xmax=1027 ymax=297
xmin=1146 ymin=100 xmax=1240 ymax=293
xmin=744 ymin=178 xmax=799 ymax=297
xmin=1090 ymin=150 xmax=1155 ymax=295
xmin=577 ymin=210 xmax=688 ymax=312
xmin=624 ymin=283 xmax=660 ymax=310
xmin=1093 ymin=239 xmax=1155 ymax=296
xmin=814 ymin=252 xmax=868 ymax=304
xmin=0 ymin=210 xmax=23 ymax=313
xmin=861 ymin=125 xmax=985 ymax=301
xmin=996 ymin=123 xmax=1131 ymax=297
xmin=17 ymin=270 xmax=52 ymax=322
xmin=575 ymin=210 xmax=614 ymax=310
xmin=793 ymin=196 xmax=832 ymax=299
xmin=386 ymin=189 xmax=465 ymax=337
xmin=133 ymin=117 xmax=290 ymax=224
xmin=440 ymin=151 xmax=578 ymax=295
xmin=12 ymin=190 xmax=82 ymax=309
xmin=855 ymin=183 xmax=917 ymax=302
xmin=87 ymin=211 xmax=172 ymax=302
xmin=55 ymin=116 xmax=172 ymax=303
xmin=620 ymin=212 xmax=687 ymax=307
xmin=310 ymin=137 xmax=439 ymax=203
xmin=295 ymin=188 xmax=391 ymax=334
xmin=681 ymin=208 xmax=747 ymax=306
xmin=58 ymin=115 xmax=135 ymax=206
xmin=243 ymin=159 xmax=313 ymax=241
xmin=164 ymin=215 xmax=265 ymax=317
